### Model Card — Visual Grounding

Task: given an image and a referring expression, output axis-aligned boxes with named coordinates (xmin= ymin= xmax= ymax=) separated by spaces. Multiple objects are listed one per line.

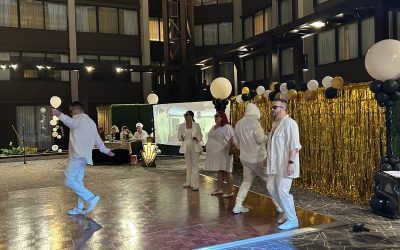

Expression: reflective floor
xmin=0 ymin=158 xmax=333 ymax=250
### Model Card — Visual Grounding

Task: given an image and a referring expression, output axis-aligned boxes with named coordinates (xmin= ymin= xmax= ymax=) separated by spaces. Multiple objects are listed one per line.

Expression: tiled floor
xmin=0 ymin=157 xmax=333 ymax=250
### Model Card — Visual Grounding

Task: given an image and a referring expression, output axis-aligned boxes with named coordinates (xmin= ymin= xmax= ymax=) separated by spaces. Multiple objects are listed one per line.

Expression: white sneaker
xmin=222 ymin=193 xmax=234 ymax=198
xmin=278 ymin=220 xmax=299 ymax=230
xmin=86 ymin=196 xmax=101 ymax=213
xmin=183 ymin=183 xmax=191 ymax=188
xmin=277 ymin=212 xmax=287 ymax=224
xmin=67 ymin=207 xmax=85 ymax=216
xmin=233 ymin=205 xmax=249 ymax=214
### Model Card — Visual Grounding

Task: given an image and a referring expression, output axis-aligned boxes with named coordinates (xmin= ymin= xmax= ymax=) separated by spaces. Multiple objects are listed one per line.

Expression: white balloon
xmin=263 ymin=90 xmax=272 ymax=98
xmin=322 ymin=76 xmax=333 ymax=88
xmin=365 ymin=39 xmax=400 ymax=81
xmin=57 ymin=135 xmax=62 ymax=139
xmin=210 ymin=77 xmax=232 ymax=99
xmin=52 ymin=115 xmax=59 ymax=121
xmin=40 ymin=107 xmax=46 ymax=114
xmin=236 ymin=95 xmax=243 ymax=103
xmin=280 ymin=83 xmax=288 ymax=93
xmin=280 ymin=92 xmax=289 ymax=101
xmin=58 ymin=149 xmax=62 ymax=153
xmin=50 ymin=96 xmax=62 ymax=108
xmin=52 ymin=132 xmax=58 ymax=137
xmin=307 ymin=80 xmax=319 ymax=91
xmin=40 ymin=120 xmax=44 ymax=124
xmin=256 ymin=86 xmax=265 ymax=96
xmin=147 ymin=93 xmax=159 ymax=104
xmin=51 ymin=145 xmax=59 ymax=151
xmin=50 ymin=120 xmax=57 ymax=126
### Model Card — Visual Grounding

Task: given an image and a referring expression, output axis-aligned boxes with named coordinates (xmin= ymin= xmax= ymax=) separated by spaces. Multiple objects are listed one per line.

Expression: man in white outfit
xmin=53 ymin=102 xmax=114 ymax=215
xmin=232 ymin=103 xmax=277 ymax=214
xmin=266 ymin=99 xmax=301 ymax=230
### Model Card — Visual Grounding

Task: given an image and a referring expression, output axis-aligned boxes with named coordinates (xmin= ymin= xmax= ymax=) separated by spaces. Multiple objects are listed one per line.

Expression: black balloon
xmin=242 ymin=94 xmax=250 ymax=101
xmin=378 ymin=101 xmax=386 ymax=107
xmin=269 ymin=92 xmax=276 ymax=101
xmin=389 ymin=157 xmax=399 ymax=166
xmin=382 ymin=157 xmax=390 ymax=164
xmin=394 ymin=163 xmax=400 ymax=171
xmin=212 ymin=99 xmax=217 ymax=105
xmin=382 ymin=80 xmax=399 ymax=94
xmin=222 ymin=99 xmax=229 ymax=105
xmin=325 ymin=87 xmax=338 ymax=99
xmin=369 ymin=195 xmax=387 ymax=212
xmin=370 ymin=80 xmax=382 ymax=93
xmin=373 ymin=171 xmax=380 ymax=185
xmin=376 ymin=92 xmax=389 ymax=102
xmin=380 ymin=163 xmax=393 ymax=171
xmin=274 ymin=83 xmax=281 ymax=93
xmin=287 ymin=80 xmax=296 ymax=90
xmin=390 ymin=91 xmax=400 ymax=102
xmin=386 ymin=199 xmax=399 ymax=214
xmin=249 ymin=90 xmax=257 ymax=99
xmin=299 ymin=82 xmax=308 ymax=91
xmin=386 ymin=100 xmax=395 ymax=107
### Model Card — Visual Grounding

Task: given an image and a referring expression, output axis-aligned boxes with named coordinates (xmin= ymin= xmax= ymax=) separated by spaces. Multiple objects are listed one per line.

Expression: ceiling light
xmin=85 ymin=66 xmax=95 ymax=72
xmin=335 ymin=13 xmax=344 ymax=18
xmin=310 ymin=21 xmax=326 ymax=28
xmin=0 ymin=65 xmax=7 ymax=70
xmin=46 ymin=66 xmax=52 ymax=70
xmin=10 ymin=64 xmax=18 ymax=70
xmin=116 ymin=67 xmax=124 ymax=73
xmin=36 ymin=65 xmax=44 ymax=70
xmin=290 ymin=29 xmax=299 ymax=33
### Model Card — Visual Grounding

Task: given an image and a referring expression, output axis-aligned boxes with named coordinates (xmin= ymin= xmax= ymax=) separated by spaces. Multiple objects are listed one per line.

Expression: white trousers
xmin=267 ymin=175 xmax=297 ymax=221
xmin=184 ymin=147 xmax=199 ymax=189
xmin=65 ymin=157 xmax=95 ymax=207
xmin=236 ymin=161 xmax=281 ymax=211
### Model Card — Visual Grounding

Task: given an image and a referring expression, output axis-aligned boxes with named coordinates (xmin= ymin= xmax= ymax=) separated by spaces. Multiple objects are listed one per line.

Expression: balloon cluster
xmin=212 ymin=98 xmax=229 ymax=111
xmin=369 ymin=79 xmax=400 ymax=108
xmin=49 ymin=96 xmax=63 ymax=153
xmin=379 ymin=156 xmax=400 ymax=171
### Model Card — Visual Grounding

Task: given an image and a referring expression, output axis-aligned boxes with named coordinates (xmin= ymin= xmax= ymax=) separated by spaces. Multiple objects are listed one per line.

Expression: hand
xmin=181 ymin=135 xmax=186 ymax=141
xmin=52 ymin=109 xmax=62 ymax=117
xmin=288 ymin=163 xmax=295 ymax=176
xmin=193 ymin=137 xmax=199 ymax=142
xmin=108 ymin=150 xmax=115 ymax=157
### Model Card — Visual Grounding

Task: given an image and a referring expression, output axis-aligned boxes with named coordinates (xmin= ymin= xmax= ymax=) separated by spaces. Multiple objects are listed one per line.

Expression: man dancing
xmin=53 ymin=101 xmax=114 ymax=215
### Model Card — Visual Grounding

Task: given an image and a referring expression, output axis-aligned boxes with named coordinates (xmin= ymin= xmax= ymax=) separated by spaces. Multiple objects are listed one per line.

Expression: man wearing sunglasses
xmin=266 ymin=99 xmax=301 ymax=230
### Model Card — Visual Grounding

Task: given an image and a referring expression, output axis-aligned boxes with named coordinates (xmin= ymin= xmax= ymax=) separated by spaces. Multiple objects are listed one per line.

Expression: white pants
xmin=184 ymin=147 xmax=199 ymax=189
xmin=267 ymin=175 xmax=297 ymax=221
xmin=236 ymin=161 xmax=281 ymax=211
xmin=65 ymin=157 xmax=96 ymax=207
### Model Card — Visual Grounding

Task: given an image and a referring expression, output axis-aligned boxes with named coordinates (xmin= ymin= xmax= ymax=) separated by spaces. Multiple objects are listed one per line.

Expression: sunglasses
xmin=272 ymin=106 xmax=284 ymax=110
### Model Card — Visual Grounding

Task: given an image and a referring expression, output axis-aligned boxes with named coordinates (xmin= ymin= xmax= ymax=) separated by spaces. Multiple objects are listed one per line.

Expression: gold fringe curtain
xmin=97 ymin=105 xmax=112 ymax=134
xmin=231 ymin=83 xmax=386 ymax=204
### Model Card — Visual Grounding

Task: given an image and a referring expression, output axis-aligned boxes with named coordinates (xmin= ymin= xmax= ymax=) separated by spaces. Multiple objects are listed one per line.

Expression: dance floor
xmin=0 ymin=159 xmax=334 ymax=249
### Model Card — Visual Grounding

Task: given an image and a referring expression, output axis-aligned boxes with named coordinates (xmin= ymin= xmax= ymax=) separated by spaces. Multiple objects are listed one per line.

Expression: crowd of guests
xmin=178 ymin=99 xmax=301 ymax=231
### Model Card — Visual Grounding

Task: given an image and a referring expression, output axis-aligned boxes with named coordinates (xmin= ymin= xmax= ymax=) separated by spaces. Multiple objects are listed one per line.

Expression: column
xmin=67 ymin=0 xmax=79 ymax=102
xmin=140 ymin=0 xmax=152 ymax=101
xmin=233 ymin=0 xmax=242 ymax=43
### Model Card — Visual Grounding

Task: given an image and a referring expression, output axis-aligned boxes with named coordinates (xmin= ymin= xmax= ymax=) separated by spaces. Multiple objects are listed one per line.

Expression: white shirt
xmin=133 ymin=130 xmax=148 ymax=142
xmin=59 ymin=113 xmax=110 ymax=165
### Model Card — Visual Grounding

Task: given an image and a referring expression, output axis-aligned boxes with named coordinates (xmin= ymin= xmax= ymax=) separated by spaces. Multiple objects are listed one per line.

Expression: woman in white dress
xmin=177 ymin=110 xmax=203 ymax=191
xmin=205 ymin=111 xmax=234 ymax=197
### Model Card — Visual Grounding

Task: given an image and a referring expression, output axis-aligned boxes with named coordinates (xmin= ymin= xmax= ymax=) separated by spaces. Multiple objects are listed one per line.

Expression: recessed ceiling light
xmin=335 ymin=13 xmax=344 ymax=18
xmin=290 ymin=29 xmax=299 ymax=33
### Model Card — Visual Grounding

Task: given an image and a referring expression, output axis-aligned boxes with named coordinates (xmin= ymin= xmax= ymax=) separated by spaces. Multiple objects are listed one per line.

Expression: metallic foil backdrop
xmin=230 ymin=83 xmax=385 ymax=204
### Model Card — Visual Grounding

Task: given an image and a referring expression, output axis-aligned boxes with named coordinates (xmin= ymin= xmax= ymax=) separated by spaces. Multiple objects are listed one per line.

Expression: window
xmin=195 ymin=0 xmax=231 ymax=6
xmin=255 ymin=55 xmax=264 ymax=80
xmin=0 ymin=0 xmax=18 ymax=27
xmin=99 ymin=55 xmax=120 ymax=64
xmin=203 ymin=66 xmax=213 ymax=85
xmin=194 ymin=0 xmax=202 ymax=6
xmin=219 ymin=62 xmax=233 ymax=84
xmin=194 ymin=25 xmax=203 ymax=46
xmin=254 ymin=11 xmax=263 ymax=35
xmin=218 ymin=22 xmax=232 ymax=44
xmin=77 ymin=55 xmax=98 ymax=63
xmin=149 ymin=17 xmax=163 ymax=41
xmin=20 ymin=0 xmax=44 ymax=29
xmin=279 ymin=0 xmax=293 ymax=25
xmin=244 ymin=59 xmax=254 ymax=82
xmin=130 ymin=57 xmax=140 ymax=82
xmin=361 ymin=17 xmax=375 ymax=56
xmin=99 ymin=7 xmax=118 ymax=34
xmin=24 ymin=70 xmax=39 ymax=79
xmin=264 ymin=7 xmax=273 ymax=31
xmin=0 ymin=52 xmax=11 ymax=80
xmin=338 ymin=22 xmax=358 ymax=61
xmin=281 ymin=48 xmax=294 ymax=76
xmin=21 ymin=52 xmax=45 ymax=62
xmin=76 ymin=6 xmax=97 ymax=32
xmin=203 ymin=23 xmax=218 ymax=46
xmin=45 ymin=2 xmax=67 ymax=31
xmin=244 ymin=16 xmax=253 ymax=39
xmin=119 ymin=9 xmax=138 ymax=35
xmin=47 ymin=54 xmax=69 ymax=81
xmin=317 ymin=30 xmax=336 ymax=65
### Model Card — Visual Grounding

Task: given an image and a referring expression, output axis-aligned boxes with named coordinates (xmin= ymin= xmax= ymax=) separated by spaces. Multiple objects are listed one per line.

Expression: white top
xmin=177 ymin=122 xmax=203 ymax=154
xmin=133 ymin=130 xmax=148 ymax=142
xmin=59 ymin=113 xmax=110 ymax=165
xmin=205 ymin=125 xmax=234 ymax=172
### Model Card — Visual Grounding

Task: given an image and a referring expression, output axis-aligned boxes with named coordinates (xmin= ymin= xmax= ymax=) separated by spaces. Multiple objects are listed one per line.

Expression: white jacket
xmin=233 ymin=104 xmax=268 ymax=164
xmin=177 ymin=122 xmax=203 ymax=154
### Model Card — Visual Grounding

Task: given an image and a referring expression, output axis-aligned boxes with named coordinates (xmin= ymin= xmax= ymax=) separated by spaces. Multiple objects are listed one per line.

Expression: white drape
xmin=318 ymin=29 xmax=336 ymax=65
xmin=99 ymin=7 xmax=118 ymax=34
xmin=149 ymin=17 xmax=160 ymax=41
xmin=45 ymin=2 xmax=67 ymax=31
xmin=119 ymin=9 xmax=138 ymax=35
xmin=254 ymin=11 xmax=263 ymax=35
xmin=244 ymin=16 xmax=252 ymax=39
xmin=281 ymin=48 xmax=294 ymax=76
xmin=339 ymin=22 xmax=358 ymax=61
xmin=264 ymin=7 xmax=272 ymax=31
xmin=76 ymin=6 xmax=97 ymax=32
xmin=203 ymin=23 xmax=218 ymax=45
xmin=0 ymin=52 xmax=10 ymax=80
xmin=20 ymin=0 xmax=44 ymax=29
xmin=0 ymin=0 xmax=18 ymax=27
xmin=218 ymin=22 xmax=232 ymax=44
xmin=60 ymin=54 xmax=69 ymax=81
xmin=361 ymin=17 xmax=375 ymax=56
xmin=130 ymin=57 xmax=140 ymax=82
xmin=204 ymin=66 xmax=213 ymax=85
xmin=279 ymin=0 xmax=292 ymax=25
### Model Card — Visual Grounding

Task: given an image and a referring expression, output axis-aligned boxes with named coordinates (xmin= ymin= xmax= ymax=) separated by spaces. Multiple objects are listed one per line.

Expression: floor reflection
xmin=72 ymin=216 xmax=102 ymax=249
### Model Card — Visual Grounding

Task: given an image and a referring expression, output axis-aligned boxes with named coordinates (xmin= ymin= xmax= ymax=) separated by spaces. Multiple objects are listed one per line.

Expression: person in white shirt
xmin=177 ymin=110 xmax=203 ymax=191
xmin=52 ymin=101 xmax=114 ymax=216
xmin=266 ymin=99 xmax=301 ymax=230
xmin=132 ymin=123 xmax=149 ymax=157
xmin=232 ymin=103 xmax=280 ymax=214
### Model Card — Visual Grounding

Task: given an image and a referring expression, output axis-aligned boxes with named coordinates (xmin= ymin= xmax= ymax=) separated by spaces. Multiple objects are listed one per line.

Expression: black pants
xmin=132 ymin=141 xmax=143 ymax=157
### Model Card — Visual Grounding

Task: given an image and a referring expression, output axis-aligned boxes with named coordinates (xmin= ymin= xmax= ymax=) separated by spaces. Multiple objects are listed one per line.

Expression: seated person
xmin=110 ymin=125 xmax=120 ymax=141
xmin=132 ymin=123 xmax=149 ymax=157
xmin=98 ymin=127 xmax=106 ymax=141
xmin=120 ymin=126 xmax=133 ymax=141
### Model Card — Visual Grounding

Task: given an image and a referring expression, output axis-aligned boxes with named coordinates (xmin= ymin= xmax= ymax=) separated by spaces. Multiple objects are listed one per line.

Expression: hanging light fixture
xmin=141 ymin=141 xmax=159 ymax=167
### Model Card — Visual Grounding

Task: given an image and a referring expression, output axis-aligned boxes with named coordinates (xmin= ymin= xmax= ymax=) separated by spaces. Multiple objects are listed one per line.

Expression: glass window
xmin=218 ymin=22 xmax=232 ymax=44
xmin=338 ymin=22 xmax=359 ymax=61
xmin=119 ymin=9 xmax=138 ymax=35
xmin=76 ymin=6 xmax=97 ymax=32
xmin=244 ymin=16 xmax=253 ymax=39
xmin=77 ymin=55 xmax=98 ymax=63
xmin=281 ymin=48 xmax=294 ymax=76
xmin=45 ymin=2 xmax=67 ymax=31
xmin=0 ymin=52 xmax=11 ymax=80
xmin=0 ymin=0 xmax=18 ymax=27
xmin=130 ymin=57 xmax=140 ymax=82
xmin=317 ymin=29 xmax=336 ymax=65
xmin=254 ymin=11 xmax=264 ymax=35
xmin=361 ymin=17 xmax=375 ymax=56
xmin=244 ymin=59 xmax=254 ymax=82
xmin=194 ymin=0 xmax=202 ymax=6
xmin=24 ymin=70 xmax=39 ymax=79
xmin=194 ymin=25 xmax=203 ymax=46
xmin=100 ymin=55 xmax=120 ymax=64
xmin=149 ymin=17 xmax=160 ymax=41
xmin=47 ymin=54 xmax=69 ymax=81
xmin=203 ymin=23 xmax=218 ymax=45
xmin=219 ymin=62 xmax=233 ymax=84
xmin=21 ymin=52 xmax=45 ymax=62
xmin=159 ymin=20 xmax=164 ymax=41
xmin=99 ymin=7 xmax=118 ymax=34
xmin=255 ymin=55 xmax=264 ymax=80
xmin=20 ymin=0 xmax=44 ymax=29
xmin=264 ymin=7 xmax=273 ymax=31
xmin=204 ymin=66 xmax=213 ymax=85
xmin=203 ymin=0 xmax=217 ymax=5
xmin=279 ymin=0 xmax=292 ymax=25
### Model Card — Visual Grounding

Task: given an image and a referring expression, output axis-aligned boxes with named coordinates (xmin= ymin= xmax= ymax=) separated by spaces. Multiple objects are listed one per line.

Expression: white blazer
xmin=177 ymin=122 xmax=203 ymax=154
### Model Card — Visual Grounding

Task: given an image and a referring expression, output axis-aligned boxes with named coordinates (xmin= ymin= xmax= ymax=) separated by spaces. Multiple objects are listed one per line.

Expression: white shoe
xmin=222 ymin=193 xmax=234 ymax=198
xmin=67 ymin=207 xmax=85 ymax=216
xmin=233 ymin=205 xmax=249 ymax=214
xmin=183 ymin=183 xmax=191 ymax=188
xmin=86 ymin=196 xmax=101 ymax=213
xmin=277 ymin=212 xmax=287 ymax=224
xmin=278 ymin=220 xmax=299 ymax=230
